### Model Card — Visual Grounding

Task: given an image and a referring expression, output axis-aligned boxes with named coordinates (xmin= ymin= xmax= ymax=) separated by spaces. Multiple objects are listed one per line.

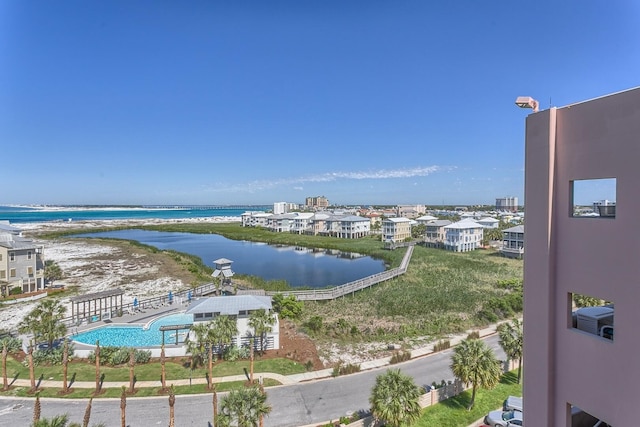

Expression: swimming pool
xmin=71 ymin=313 xmax=194 ymax=347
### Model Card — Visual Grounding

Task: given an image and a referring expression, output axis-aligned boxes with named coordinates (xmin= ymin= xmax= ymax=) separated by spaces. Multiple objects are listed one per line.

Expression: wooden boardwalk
xmin=60 ymin=245 xmax=415 ymax=327
xmin=265 ymin=244 xmax=414 ymax=301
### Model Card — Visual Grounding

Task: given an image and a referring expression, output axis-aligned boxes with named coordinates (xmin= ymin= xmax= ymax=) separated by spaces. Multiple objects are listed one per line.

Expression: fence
xmin=346 ymin=359 xmax=522 ymax=427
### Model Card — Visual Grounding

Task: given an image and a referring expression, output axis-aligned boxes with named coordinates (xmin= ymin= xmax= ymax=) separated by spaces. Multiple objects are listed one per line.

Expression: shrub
xmin=110 ymin=347 xmax=131 ymax=365
xmin=389 ymin=350 xmax=411 ymax=364
xmin=0 ymin=336 xmax=22 ymax=352
xmin=467 ymin=331 xmax=480 ymax=339
xmin=433 ymin=340 xmax=450 ymax=352
xmin=332 ymin=362 xmax=361 ymax=377
xmin=223 ymin=346 xmax=249 ymax=362
xmin=9 ymin=286 xmax=22 ymax=296
xmin=31 ymin=348 xmax=64 ymax=366
xmin=304 ymin=360 xmax=314 ymax=371
xmin=272 ymin=293 xmax=304 ymax=319
xmin=87 ymin=346 xmax=151 ymax=365
xmin=134 ymin=349 xmax=151 ymax=364
xmin=306 ymin=315 xmax=324 ymax=333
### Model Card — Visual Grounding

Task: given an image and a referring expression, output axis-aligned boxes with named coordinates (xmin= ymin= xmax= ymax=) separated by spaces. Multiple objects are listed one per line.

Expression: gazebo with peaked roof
xmin=212 ymin=258 xmax=234 ymax=293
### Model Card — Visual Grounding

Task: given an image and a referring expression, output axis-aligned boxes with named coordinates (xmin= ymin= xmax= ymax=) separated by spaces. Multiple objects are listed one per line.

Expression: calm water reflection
xmin=73 ymin=229 xmax=385 ymax=288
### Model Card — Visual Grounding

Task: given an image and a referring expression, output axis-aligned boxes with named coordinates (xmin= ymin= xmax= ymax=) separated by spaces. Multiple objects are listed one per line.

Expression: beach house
xmin=381 ymin=217 xmax=412 ymax=243
xmin=500 ymin=225 xmax=524 ymax=259
xmin=186 ymin=295 xmax=280 ymax=350
xmin=443 ymin=219 xmax=484 ymax=252
xmin=0 ymin=226 xmax=45 ymax=296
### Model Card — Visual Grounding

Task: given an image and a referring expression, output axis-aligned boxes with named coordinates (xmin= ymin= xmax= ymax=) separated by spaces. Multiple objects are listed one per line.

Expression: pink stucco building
xmin=523 ymin=87 xmax=640 ymax=426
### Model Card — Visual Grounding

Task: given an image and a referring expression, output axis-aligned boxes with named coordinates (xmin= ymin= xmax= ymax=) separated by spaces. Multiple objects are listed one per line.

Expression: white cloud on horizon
xmin=205 ymin=165 xmax=448 ymax=193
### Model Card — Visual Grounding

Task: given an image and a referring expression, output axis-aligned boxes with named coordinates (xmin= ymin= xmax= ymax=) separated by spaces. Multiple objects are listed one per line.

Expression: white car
xmin=484 ymin=409 xmax=523 ymax=427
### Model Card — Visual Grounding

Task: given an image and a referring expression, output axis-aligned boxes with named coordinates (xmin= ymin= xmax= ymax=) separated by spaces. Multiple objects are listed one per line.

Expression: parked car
xmin=503 ymin=395 xmax=523 ymax=412
xmin=484 ymin=409 xmax=523 ymax=427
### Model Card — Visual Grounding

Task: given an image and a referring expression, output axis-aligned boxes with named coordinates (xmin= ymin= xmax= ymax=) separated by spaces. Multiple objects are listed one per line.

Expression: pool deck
xmin=67 ymin=301 xmax=190 ymax=353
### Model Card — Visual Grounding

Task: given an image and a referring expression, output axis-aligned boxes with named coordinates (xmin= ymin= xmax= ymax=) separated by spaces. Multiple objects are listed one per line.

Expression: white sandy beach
xmin=0 ymin=217 xmax=240 ymax=331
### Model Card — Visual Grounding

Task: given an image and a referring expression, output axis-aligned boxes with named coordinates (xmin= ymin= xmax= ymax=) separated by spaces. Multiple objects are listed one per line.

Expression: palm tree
xmin=450 ymin=338 xmax=502 ymax=410
xmin=498 ymin=319 xmax=523 ymax=383
xmin=32 ymin=414 xmax=70 ymax=427
xmin=82 ymin=398 xmax=93 ymax=427
xmin=212 ymin=383 xmax=218 ymax=427
xmin=186 ymin=321 xmax=211 ymax=369
xmin=369 ymin=368 xmax=421 ymax=427
xmin=258 ymin=384 xmax=266 ymax=427
xmin=213 ymin=315 xmax=238 ymax=357
xmin=28 ymin=341 xmax=36 ymax=392
xmin=218 ymin=385 xmax=271 ymax=427
xmin=18 ymin=299 xmax=67 ymax=349
xmin=120 ymin=386 xmax=127 ymax=427
xmin=128 ymin=348 xmax=135 ymax=393
xmin=44 ymin=260 xmax=63 ymax=285
xmin=207 ymin=339 xmax=215 ymax=390
xmin=248 ymin=309 xmax=275 ymax=354
xmin=486 ymin=227 xmax=504 ymax=242
xmin=2 ymin=340 xmax=8 ymax=391
xmin=62 ymin=339 xmax=69 ymax=393
xmin=33 ymin=392 xmax=41 ymax=424
xmin=168 ymin=384 xmax=176 ymax=427
xmin=249 ymin=337 xmax=255 ymax=384
xmin=160 ymin=344 xmax=167 ymax=390
xmin=94 ymin=341 xmax=101 ymax=394
xmin=31 ymin=414 xmax=105 ymax=427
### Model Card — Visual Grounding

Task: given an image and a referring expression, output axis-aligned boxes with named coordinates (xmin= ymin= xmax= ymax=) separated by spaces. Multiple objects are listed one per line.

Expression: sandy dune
xmin=1 ymin=217 xmax=238 ymax=331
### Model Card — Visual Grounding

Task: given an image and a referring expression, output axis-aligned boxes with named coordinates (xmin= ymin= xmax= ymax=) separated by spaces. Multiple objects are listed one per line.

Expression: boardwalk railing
xmin=58 ymin=245 xmax=414 ymax=326
xmin=266 ymin=245 xmax=414 ymax=301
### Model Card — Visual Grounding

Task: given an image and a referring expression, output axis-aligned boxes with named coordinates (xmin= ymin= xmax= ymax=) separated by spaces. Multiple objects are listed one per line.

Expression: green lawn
xmin=413 ymin=371 xmax=522 ymax=427
xmin=0 ymin=378 xmax=280 ymax=398
xmin=2 ymin=356 xmax=305 ymax=384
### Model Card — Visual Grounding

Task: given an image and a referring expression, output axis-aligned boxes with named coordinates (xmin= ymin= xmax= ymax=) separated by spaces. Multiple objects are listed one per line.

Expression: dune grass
xmin=300 ymin=245 xmax=523 ymax=342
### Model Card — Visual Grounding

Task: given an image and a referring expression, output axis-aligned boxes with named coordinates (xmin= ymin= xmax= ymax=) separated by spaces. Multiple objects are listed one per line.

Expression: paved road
xmin=0 ymin=335 xmax=505 ymax=427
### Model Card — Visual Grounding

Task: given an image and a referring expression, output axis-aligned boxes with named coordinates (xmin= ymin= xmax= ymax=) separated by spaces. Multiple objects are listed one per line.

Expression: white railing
xmin=266 ymin=245 xmax=414 ymax=301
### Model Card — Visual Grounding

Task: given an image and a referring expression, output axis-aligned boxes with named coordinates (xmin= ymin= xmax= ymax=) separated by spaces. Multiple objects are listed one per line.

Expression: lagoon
xmin=73 ymin=229 xmax=386 ymax=289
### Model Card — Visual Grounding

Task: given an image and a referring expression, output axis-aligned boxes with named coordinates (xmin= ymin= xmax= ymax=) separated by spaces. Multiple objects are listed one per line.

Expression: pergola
xmin=159 ymin=324 xmax=192 ymax=345
xmin=70 ymin=288 xmax=125 ymax=324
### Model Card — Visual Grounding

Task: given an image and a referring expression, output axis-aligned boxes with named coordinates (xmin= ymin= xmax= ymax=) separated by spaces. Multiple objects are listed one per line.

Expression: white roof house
xmin=186 ymin=295 xmax=273 ymax=316
xmin=477 ymin=217 xmax=500 ymax=229
xmin=186 ymin=295 xmax=280 ymax=350
xmin=416 ymin=215 xmax=438 ymax=224
xmin=443 ymin=219 xmax=484 ymax=252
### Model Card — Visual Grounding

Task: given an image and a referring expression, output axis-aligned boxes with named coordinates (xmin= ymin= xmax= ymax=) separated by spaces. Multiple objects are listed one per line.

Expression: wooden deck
xmin=59 ymin=245 xmax=414 ymax=327
xmin=265 ymin=244 xmax=414 ymax=301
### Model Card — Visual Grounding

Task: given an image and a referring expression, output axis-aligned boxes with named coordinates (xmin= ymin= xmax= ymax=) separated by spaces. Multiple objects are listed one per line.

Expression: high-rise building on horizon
xmin=273 ymin=202 xmax=287 ymax=214
xmin=495 ymin=196 xmax=518 ymax=212
xmin=305 ymin=196 xmax=329 ymax=210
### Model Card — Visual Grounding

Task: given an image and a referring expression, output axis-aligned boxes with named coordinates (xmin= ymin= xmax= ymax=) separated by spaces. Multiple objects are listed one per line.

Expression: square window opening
xmin=569 ymin=292 xmax=614 ymax=341
xmin=571 ymin=178 xmax=616 ymax=218
xmin=570 ymin=404 xmax=611 ymax=427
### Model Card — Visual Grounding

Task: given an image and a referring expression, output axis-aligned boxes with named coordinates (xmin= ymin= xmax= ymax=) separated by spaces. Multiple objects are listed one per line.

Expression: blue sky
xmin=1 ymin=1 xmax=638 ymax=206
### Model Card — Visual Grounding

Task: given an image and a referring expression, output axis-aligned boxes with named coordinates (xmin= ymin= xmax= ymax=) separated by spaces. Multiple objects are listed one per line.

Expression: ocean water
xmin=0 ymin=205 xmax=268 ymax=223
